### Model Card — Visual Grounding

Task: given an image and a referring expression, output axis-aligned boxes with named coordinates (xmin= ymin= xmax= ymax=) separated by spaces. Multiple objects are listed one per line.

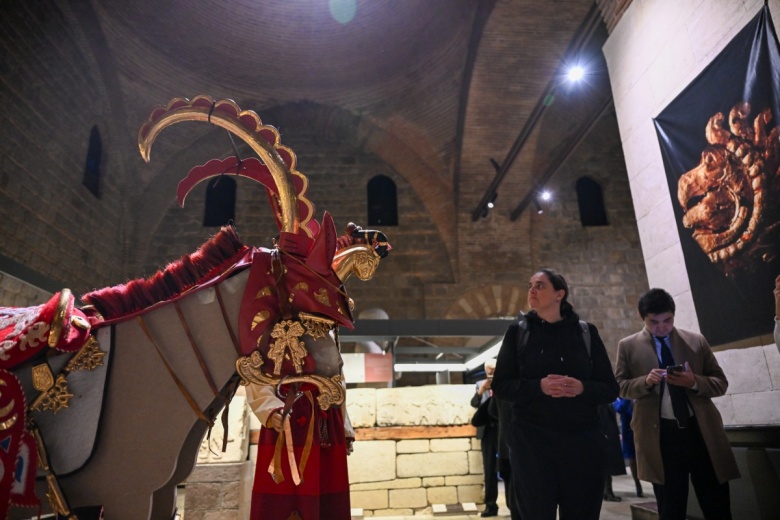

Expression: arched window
xmin=367 ymin=175 xmax=398 ymax=226
xmin=203 ymin=176 xmax=236 ymax=227
xmin=576 ymin=177 xmax=608 ymax=226
xmin=83 ymin=125 xmax=102 ymax=197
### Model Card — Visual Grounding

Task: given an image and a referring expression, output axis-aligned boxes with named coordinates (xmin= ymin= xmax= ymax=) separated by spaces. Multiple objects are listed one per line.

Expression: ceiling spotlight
xmin=540 ymin=190 xmax=552 ymax=201
xmin=533 ymin=197 xmax=544 ymax=215
xmin=485 ymin=191 xmax=498 ymax=211
xmin=567 ymin=65 xmax=585 ymax=82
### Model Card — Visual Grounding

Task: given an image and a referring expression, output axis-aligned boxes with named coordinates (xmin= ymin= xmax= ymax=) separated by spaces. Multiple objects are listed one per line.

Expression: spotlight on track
xmin=567 ymin=65 xmax=585 ymax=82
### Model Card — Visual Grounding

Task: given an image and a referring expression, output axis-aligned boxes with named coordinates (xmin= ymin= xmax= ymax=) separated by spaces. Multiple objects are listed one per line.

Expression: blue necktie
xmin=656 ymin=336 xmax=690 ymax=428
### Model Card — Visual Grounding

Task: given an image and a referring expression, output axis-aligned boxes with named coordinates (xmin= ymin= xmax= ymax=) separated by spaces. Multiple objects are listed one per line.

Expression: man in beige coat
xmin=615 ymin=288 xmax=739 ymax=520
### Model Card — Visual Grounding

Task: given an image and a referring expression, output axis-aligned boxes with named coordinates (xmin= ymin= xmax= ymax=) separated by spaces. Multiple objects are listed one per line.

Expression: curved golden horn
xmin=138 ymin=95 xmax=300 ymax=234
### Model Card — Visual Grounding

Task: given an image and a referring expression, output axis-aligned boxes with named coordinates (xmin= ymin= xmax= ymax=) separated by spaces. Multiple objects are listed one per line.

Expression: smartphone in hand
xmin=666 ymin=364 xmax=685 ymax=375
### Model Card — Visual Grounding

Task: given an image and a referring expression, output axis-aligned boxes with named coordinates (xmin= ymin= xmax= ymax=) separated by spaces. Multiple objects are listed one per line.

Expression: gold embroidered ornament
xmin=268 ymin=320 xmax=307 ymax=375
xmin=29 ymin=334 xmax=105 ymax=414
xmin=299 ymin=312 xmax=334 ymax=340
xmin=31 ymin=374 xmax=72 ymax=414
xmin=235 ymin=351 xmax=346 ymax=410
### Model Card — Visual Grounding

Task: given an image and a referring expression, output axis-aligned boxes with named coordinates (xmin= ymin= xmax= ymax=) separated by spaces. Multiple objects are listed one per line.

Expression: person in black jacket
xmin=492 ymin=396 xmax=522 ymax=519
xmin=470 ymin=359 xmax=499 ymax=517
xmin=599 ymin=402 xmax=627 ymax=501
xmin=492 ymin=269 xmax=619 ymax=520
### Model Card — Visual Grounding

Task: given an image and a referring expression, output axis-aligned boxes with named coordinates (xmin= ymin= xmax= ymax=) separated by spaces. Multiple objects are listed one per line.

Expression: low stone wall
xmin=183 ymin=462 xmax=253 ymax=520
xmin=348 ymin=435 xmax=484 ymax=516
xmin=345 ymin=385 xmax=485 ymax=516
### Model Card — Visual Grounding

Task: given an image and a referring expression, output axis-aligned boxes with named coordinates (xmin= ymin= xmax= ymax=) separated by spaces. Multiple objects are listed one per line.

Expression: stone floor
xmin=174 ymin=472 xmax=653 ymax=519
xmin=360 ymin=473 xmax=653 ymax=520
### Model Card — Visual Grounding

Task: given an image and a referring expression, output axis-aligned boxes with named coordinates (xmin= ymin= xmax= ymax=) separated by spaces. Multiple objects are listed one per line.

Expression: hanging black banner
xmin=653 ymin=5 xmax=780 ymax=345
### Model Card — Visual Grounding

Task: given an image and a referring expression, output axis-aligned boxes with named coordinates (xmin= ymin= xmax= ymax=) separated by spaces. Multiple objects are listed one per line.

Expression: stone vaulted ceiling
xmin=1 ymin=0 xmax=636 ymax=374
xmin=64 ymin=0 xmax=607 ymax=271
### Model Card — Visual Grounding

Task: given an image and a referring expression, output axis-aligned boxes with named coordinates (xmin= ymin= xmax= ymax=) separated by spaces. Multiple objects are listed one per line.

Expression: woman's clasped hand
xmin=541 ymin=374 xmax=583 ymax=397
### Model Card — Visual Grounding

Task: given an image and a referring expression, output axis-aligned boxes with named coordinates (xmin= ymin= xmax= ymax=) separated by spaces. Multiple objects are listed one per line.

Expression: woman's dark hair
xmin=537 ymin=268 xmax=574 ymax=317
xmin=637 ymin=288 xmax=676 ymax=318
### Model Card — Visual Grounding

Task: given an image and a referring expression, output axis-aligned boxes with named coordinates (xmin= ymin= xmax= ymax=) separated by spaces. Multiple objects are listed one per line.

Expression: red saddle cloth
xmin=0 ymin=290 xmax=93 ymax=516
xmin=0 ymin=369 xmax=39 ymax=516
xmin=0 ymin=290 xmax=91 ymax=370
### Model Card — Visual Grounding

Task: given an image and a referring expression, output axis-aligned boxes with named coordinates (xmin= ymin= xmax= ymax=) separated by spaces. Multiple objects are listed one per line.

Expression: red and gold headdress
xmin=138 ymin=95 xmax=390 ymax=395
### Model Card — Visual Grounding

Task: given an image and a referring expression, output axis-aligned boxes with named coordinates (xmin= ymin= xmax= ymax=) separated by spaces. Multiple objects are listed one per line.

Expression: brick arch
xmin=133 ymin=100 xmax=458 ymax=281
xmin=445 ymin=284 xmax=527 ymax=319
xmin=261 ymin=101 xmax=458 ymax=279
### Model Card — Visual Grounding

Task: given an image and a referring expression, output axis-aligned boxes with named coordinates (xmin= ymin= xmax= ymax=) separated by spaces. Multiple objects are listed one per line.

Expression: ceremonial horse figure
xmin=3 ymin=96 xmax=389 ymax=519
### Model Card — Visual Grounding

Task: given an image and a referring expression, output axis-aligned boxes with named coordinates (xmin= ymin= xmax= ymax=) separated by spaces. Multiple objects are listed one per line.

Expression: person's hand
xmin=478 ymin=378 xmax=492 ymax=395
xmin=541 ymin=374 xmax=583 ymax=398
xmin=266 ymin=411 xmax=284 ymax=432
xmin=645 ymin=368 xmax=665 ymax=388
xmin=666 ymin=361 xmax=696 ymax=388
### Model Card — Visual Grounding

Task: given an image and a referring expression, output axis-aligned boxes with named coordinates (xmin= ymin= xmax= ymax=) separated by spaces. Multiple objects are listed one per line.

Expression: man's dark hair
xmin=637 ymin=288 xmax=676 ymax=318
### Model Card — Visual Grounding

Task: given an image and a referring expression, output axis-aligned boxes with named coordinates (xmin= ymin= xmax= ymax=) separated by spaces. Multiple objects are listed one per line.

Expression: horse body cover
xmin=0 ymin=291 xmax=96 ymax=515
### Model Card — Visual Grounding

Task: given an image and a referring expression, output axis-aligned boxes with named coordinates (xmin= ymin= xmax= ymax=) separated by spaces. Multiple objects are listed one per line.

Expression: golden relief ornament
xmin=255 ymin=286 xmax=273 ymax=299
xmin=252 ymin=310 xmax=271 ymax=332
xmin=64 ymin=335 xmax=105 ymax=372
xmin=26 ymin=424 xmax=74 ymax=518
xmin=0 ymin=382 xmax=18 ymax=430
xmin=45 ymin=473 xmax=73 ymax=518
xmin=32 ymin=364 xmax=55 ymax=393
xmin=0 ymin=406 xmax=18 ymax=430
xmin=332 ymin=244 xmax=381 ymax=282
xmin=351 ymin=249 xmax=381 ymax=280
xmin=31 ymin=374 xmax=72 ymax=414
xmin=268 ymin=320 xmax=307 ymax=375
xmin=27 ymin=335 xmax=104 ymax=415
xmin=47 ymin=289 xmax=72 ymax=348
xmin=299 ymin=312 xmax=335 ymax=340
xmin=236 ymin=351 xmax=345 ymax=410
xmin=313 ymin=288 xmax=330 ymax=307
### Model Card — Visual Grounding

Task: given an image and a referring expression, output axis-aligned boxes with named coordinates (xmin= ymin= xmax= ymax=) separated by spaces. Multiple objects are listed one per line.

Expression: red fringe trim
xmin=82 ymin=226 xmax=247 ymax=320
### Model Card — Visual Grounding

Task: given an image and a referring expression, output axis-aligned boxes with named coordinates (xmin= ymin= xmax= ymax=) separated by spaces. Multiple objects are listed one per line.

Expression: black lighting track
xmin=470 ymin=2 xmax=604 ymax=222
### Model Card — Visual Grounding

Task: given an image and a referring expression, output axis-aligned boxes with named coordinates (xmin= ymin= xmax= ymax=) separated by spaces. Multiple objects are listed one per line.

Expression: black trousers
xmin=653 ymin=418 xmax=732 ymax=520
xmin=499 ymin=458 xmax=522 ymax=520
xmin=480 ymin=424 xmax=499 ymax=509
xmin=509 ymin=422 xmax=606 ymax=520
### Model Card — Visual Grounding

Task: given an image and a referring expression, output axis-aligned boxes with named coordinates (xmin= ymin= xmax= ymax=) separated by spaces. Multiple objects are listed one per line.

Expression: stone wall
xmin=0 ymin=272 xmax=51 ymax=307
xmin=185 ymin=394 xmax=252 ymax=519
xmin=346 ymin=385 xmax=485 ymax=516
xmin=0 ymin=1 xmax=132 ymax=294
xmin=602 ymin=0 xmax=780 ymax=425
xmin=184 ymin=462 xmax=253 ymax=520
xmin=348 ymin=437 xmax=484 ymax=517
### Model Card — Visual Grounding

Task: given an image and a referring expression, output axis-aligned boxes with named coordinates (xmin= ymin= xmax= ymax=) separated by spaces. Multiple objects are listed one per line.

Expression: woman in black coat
xmin=492 ymin=269 xmax=619 ymax=520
